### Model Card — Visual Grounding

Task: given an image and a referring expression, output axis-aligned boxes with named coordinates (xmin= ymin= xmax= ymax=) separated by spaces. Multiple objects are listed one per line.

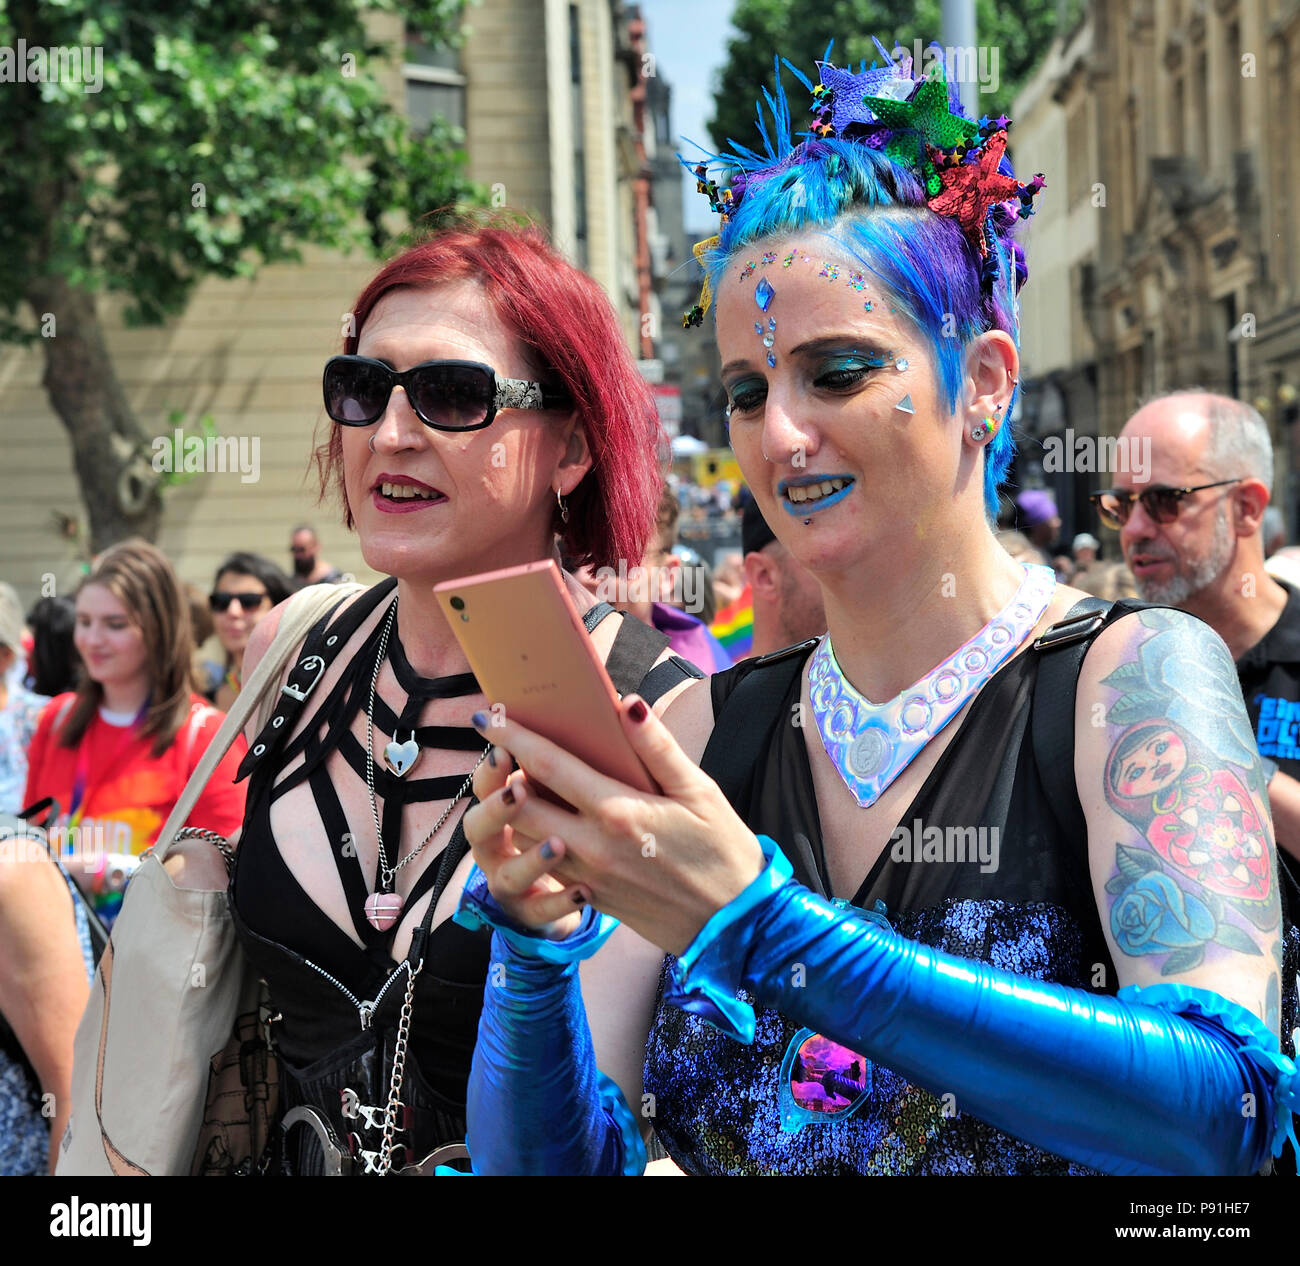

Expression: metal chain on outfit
xmin=364 ymin=597 xmax=490 ymax=892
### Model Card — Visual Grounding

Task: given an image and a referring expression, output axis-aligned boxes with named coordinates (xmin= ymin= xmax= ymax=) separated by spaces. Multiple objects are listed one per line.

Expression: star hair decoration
xmin=678 ymin=41 xmax=1046 ymax=329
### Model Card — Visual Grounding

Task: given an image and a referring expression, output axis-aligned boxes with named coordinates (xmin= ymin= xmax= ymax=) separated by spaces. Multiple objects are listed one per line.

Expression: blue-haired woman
xmin=456 ymin=48 xmax=1298 ymax=1175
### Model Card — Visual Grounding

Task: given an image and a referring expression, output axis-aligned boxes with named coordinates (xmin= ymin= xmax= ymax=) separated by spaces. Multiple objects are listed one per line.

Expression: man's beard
xmin=293 ymin=554 xmax=314 ymax=577
xmin=1133 ymin=508 xmax=1235 ymax=606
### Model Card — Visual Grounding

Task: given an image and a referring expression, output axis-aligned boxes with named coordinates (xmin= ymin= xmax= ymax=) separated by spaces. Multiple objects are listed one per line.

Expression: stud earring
xmin=556 ymin=489 xmax=569 ymax=524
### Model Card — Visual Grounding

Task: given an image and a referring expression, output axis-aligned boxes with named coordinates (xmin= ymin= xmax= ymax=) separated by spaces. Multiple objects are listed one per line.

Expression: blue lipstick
xmin=777 ymin=473 xmax=856 ymax=517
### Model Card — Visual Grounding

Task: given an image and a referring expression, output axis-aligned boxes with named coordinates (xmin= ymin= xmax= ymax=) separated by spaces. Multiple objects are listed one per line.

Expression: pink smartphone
xmin=434 ymin=559 xmax=658 ymax=795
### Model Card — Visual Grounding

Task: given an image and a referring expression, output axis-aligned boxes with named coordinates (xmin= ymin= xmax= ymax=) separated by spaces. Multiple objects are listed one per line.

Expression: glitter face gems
xmin=753 ymin=279 xmax=777 ymax=366
xmin=761 ymin=250 xmax=778 ymax=265
xmin=782 ymin=249 xmax=798 ymax=268
xmin=895 ymin=394 xmax=915 ymax=414
xmin=818 ymin=262 xmax=840 ymax=282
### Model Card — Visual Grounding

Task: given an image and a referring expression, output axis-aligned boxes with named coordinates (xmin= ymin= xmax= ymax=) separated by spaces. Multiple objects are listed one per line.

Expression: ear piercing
xmin=970 ymin=416 xmax=1001 ymax=443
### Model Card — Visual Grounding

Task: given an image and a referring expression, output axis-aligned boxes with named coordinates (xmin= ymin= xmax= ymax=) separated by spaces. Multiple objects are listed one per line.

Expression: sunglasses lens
xmin=1147 ymin=489 xmax=1183 ymax=523
xmin=788 ymin=1033 xmax=871 ymax=1117
xmin=1093 ymin=494 xmax=1124 ymax=529
xmin=409 ymin=364 xmax=494 ymax=429
xmin=325 ymin=359 xmax=390 ymax=425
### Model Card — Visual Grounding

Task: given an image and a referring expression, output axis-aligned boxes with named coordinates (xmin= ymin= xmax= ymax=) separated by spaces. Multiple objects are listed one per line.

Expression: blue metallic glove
xmin=458 ymin=869 xmax=645 ymax=1176
xmin=666 ymin=837 xmax=1299 ymax=1176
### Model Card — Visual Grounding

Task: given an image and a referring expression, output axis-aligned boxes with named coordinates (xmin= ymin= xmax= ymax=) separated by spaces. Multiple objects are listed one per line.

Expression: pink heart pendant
xmin=364 ymin=892 xmax=404 ymax=932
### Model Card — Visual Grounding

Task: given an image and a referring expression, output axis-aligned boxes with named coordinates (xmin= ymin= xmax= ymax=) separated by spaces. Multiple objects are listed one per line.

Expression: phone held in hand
xmin=434 ymin=559 xmax=658 ymax=796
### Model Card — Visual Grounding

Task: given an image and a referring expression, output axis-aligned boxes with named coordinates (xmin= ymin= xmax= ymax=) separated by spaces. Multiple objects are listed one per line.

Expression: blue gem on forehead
xmin=754 ymin=277 xmax=775 ymax=311
xmin=768 ymin=317 xmax=776 ymax=330
xmin=766 ymin=351 xmax=777 ymax=367
xmin=754 ymin=322 xmax=764 ymax=334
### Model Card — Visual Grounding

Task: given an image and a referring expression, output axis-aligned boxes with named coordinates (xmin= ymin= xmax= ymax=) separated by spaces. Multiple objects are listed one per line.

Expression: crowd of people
xmin=0 ymin=33 xmax=1297 ymax=1185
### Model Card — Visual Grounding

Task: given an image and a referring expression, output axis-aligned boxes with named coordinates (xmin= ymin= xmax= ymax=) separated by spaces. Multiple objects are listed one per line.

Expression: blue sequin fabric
xmin=644 ymin=897 xmax=1103 ymax=1176
xmin=642 ymin=642 xmax=1118 ymax=1176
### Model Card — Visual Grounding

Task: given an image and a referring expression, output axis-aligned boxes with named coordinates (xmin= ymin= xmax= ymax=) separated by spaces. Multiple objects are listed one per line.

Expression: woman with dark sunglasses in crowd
xmin=206 ymin=552 xmax=292 ymax=712
xmin=457 ymin=49 xmax=1297 ymax=1176
xmin=167 ymin=218 xmax=700 ymax=1175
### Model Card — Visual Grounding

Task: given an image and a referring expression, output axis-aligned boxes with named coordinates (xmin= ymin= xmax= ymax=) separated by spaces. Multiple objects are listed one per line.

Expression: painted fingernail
xmin=502 ymin=785 xmax=515 ymax=806
xmin=540 ymin=839 xmax=556 ymax=860
xmin=627 ymin=698 xmax=648 ymax=724
xmin=471 ymin=711 xmax=489 ymax=730
xmin=487 ymin=748 xmax=497 ymax=768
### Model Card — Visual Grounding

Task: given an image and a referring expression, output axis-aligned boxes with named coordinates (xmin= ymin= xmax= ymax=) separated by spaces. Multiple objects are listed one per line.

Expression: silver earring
xmin=970 ymin=423 xmax=988 ymax=442
xmin=556 ymin=489 xmax=569 ymax=524
xmin=368 ymin=434 xmax=377 ymax=453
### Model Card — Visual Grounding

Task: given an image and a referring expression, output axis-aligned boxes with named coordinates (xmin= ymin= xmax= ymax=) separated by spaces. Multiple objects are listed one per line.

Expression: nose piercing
xmin=368 ymin=434 xmax=377 ymax=453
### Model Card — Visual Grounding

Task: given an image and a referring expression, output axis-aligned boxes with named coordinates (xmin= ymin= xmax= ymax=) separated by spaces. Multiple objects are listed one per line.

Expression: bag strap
xmin=700 ymin=638 xmax=819 ymax=807
xmin=154 ymin=582 xmax=364 ymax=861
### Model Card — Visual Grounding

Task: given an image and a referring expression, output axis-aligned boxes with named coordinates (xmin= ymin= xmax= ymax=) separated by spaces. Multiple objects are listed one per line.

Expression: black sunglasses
xmin=210 ymin=591 xmax=271 ymax=614
xmin=1089 ymin=479 xmax=1243 ymax=529
xmin=323 ymin=355 xmax=571 ymax=432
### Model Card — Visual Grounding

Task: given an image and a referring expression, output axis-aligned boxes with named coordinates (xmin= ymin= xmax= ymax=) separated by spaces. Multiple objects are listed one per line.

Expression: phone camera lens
xmin=450 ymin=596 xmax=465 ymax=611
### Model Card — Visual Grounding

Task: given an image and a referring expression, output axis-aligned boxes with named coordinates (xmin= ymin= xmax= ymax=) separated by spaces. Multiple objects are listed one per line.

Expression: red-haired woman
xmin=168 ymin=220 xmax=699 ymax=1175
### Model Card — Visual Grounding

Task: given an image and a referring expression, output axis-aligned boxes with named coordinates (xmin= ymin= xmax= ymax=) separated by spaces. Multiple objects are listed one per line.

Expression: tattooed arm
xmin=1075 ymin=607 xmax=1283 ymax=1039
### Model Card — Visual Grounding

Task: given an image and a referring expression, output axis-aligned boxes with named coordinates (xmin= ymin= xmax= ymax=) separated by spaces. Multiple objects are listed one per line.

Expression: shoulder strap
xmin=1030 ymin=596 xmax=1155 ymax=859
xmin=154 ymin=581 xmax=365 ymax=860
xmin=700 ymin=639 xmax=819 ymax=808
xmin=603 ymin=611 xmax=671 ymax=697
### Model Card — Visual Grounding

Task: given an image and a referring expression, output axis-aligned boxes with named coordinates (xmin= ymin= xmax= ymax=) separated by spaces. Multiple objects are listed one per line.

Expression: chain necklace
xmin=363 ymin=598 xmax=490 ymax=932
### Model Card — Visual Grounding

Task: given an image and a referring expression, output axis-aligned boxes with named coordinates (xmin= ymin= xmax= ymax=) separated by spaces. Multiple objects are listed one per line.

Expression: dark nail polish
xmin=471 ymin=711 xmax=489 ymax=730
xmin=627 ymin=698 xmax=648 ymax=724
xmin=540 ymin=839 xmax=555 ymax=860
xmin=502 ymin=786 xmax=515 ymax=806
xmin=487 ymin=748 xmax=497 ymax=768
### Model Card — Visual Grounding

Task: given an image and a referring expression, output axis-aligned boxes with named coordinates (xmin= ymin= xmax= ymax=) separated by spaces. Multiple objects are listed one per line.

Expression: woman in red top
xmin=6 ymin=539 xmax=245 ymax=1168
xmin=24 ymin=539 xmax=247 ymax=898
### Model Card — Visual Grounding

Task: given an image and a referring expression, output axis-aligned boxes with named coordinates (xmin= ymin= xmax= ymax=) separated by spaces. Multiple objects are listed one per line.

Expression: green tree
xmin=0 ymin=0 xmax=481 ymax=550
xmin=708 ymin=0 xmax=1060 ymax=159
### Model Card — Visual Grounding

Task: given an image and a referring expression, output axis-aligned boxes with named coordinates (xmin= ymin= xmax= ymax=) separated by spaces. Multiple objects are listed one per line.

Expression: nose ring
xmin=368 ymin=434 xmax=377 ymax=454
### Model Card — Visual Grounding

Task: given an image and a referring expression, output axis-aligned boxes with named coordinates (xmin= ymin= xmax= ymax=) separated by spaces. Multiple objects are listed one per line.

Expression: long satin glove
xmin=666 ymin=837 xmax=1299 ymax=1177
xmin=456 ymin=868 xmax=646 ymax=1176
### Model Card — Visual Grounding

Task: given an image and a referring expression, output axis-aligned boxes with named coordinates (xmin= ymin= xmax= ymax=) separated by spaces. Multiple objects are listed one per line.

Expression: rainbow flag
xmin=711 ymin=584 xmax=754 ymax=659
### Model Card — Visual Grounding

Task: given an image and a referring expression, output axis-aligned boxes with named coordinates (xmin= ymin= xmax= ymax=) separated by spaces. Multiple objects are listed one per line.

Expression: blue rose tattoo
xmin=1110 ymin=872 xmax=1215 ymax=955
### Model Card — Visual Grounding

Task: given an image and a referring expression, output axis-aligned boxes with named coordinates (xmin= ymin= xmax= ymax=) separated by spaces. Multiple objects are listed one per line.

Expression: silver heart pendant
xmin=383 ymin=736 xmax=419 ymax=778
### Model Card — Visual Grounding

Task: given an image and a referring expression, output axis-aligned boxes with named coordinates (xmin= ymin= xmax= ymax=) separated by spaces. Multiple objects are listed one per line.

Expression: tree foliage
xmin=0 ymin=0 xmax=479 ymax=338
xmin=0 ymin=0 xmax=481 ymax=548
xmin=707 ymin=0 xmax=1061 ymax=161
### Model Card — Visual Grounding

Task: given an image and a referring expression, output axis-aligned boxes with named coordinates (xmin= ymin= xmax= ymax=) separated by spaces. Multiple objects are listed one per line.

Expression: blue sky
xmin=640 ymin=0 xmax=738 ymax=234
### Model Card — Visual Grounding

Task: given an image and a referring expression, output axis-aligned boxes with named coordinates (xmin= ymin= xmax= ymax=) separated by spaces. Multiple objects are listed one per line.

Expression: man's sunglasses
xmin=210 ymin=591 xmax=270 ymax=614
xmin=1088 ymin=479 xmax=1243 ymax=530
xmin=322 ymin=355 xmax=571 ymax=433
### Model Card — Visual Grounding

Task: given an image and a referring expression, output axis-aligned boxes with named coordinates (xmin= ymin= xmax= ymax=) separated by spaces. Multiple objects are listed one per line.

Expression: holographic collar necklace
xmin=809 ymin=564 xmax=1056 ymax=808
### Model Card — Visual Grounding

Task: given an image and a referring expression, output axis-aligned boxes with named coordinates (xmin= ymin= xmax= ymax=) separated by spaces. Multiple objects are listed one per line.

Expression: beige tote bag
xmin=56 ymin=582 xmax=362 ymax=1176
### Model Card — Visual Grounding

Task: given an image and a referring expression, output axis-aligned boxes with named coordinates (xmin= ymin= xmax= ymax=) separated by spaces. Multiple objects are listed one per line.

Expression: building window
xmin=1067 ymin=103 xmax=1089 ymax=207
xmin=570 ymin=3 xmax=588 ymax=268
xmin=1171 ymin=76 xmax=1184 ymax=153
xmin=1226 ymin=23 xmax=1241 ymax=147
xmin=405 ymin=29 xmax=466 ymax=133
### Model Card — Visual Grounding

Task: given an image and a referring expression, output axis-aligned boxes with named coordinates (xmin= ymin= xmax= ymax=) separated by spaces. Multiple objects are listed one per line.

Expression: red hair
xmin=315 ymin=220 xmax=663 ymax=571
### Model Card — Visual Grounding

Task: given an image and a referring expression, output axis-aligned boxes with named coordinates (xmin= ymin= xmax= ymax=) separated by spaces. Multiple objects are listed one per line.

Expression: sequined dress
xmin=643 ymin=643 xmax=1115 ymax=1176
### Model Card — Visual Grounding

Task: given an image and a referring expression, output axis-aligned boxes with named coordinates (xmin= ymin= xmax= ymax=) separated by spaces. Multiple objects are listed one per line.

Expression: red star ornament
xmin=925 ymin=131 xmax=1020 ymax=257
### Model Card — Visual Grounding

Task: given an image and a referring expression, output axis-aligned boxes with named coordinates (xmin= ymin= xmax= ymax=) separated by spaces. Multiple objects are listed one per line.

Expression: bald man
xmin=1114 ymin=392 xmax=1300 ymax=862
